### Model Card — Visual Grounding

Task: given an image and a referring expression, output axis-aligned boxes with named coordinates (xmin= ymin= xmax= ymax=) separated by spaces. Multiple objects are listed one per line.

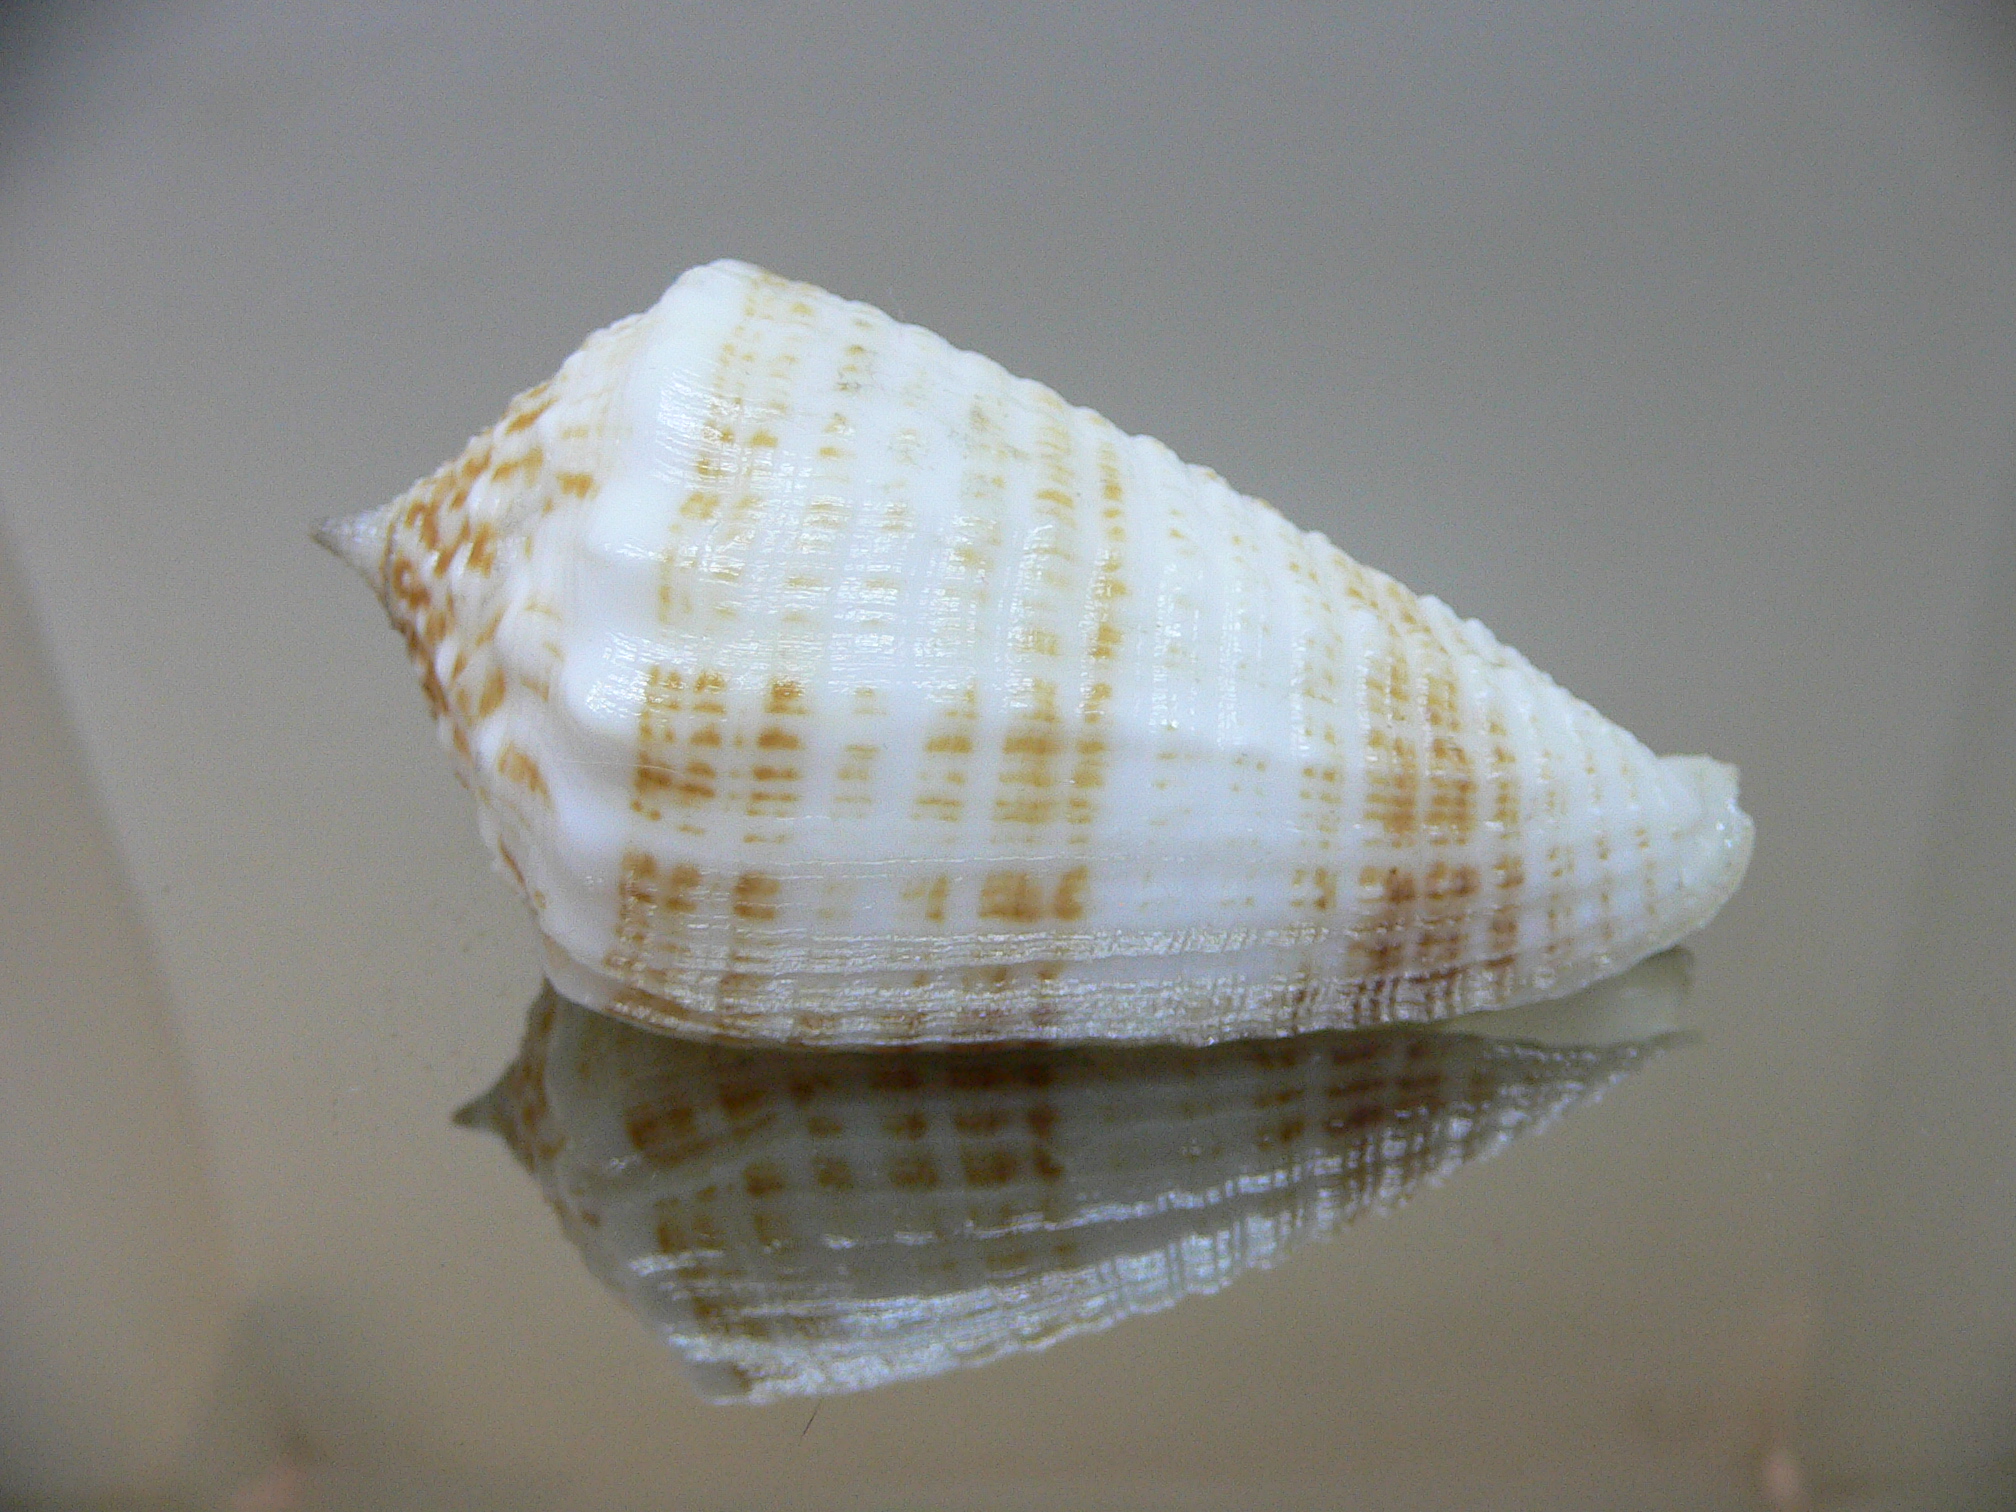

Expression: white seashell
xmin=455 ymin=954 xmax=1688 ymax=1402
xmin=324 ymin=260 xmax=1751 ymax=1045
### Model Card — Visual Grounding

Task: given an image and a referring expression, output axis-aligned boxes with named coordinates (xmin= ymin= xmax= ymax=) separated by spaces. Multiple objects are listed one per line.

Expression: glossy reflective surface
xmin=461 ymin=959 xmax=1685 ymax=1404
xmin=3 ymin=3 xmax=2014 ymax=1509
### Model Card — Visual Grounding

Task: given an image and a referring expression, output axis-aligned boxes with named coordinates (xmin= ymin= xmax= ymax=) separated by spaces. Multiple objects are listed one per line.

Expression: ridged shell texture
xmin=457 ymin=953 xmax=1686 ymax=1401
xmin=330 ymin=260 xmax=1751 ymax=1044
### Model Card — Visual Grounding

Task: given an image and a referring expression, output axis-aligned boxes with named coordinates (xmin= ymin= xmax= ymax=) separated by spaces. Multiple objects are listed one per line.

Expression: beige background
xmin=2 ymin=1 xmax=2013 ymax=1507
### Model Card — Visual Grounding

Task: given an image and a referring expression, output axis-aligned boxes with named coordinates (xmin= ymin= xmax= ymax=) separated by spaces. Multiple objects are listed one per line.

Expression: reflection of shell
xmin=327 ymin=260 xmax=1751 ymax=1045
xmin=456 ymin=954 xmax=1687 ymax=1402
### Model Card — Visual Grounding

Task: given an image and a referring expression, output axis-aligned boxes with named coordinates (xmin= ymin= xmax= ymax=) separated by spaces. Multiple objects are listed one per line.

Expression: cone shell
xmin=329 ymin=260 xmax=1751 ymax=1045
xmin=457 ymin=955 xmax=1687 ymax=1402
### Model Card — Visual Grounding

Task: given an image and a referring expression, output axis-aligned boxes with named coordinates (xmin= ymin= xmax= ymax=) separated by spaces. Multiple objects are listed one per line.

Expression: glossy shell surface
xmin=327 ymin=261 xmax=1751 ymax=1044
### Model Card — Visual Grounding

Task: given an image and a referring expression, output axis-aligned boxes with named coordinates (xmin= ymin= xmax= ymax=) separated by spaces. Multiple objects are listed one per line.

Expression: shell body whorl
xmin=334 ymin=260 xmax=1751 ymax=1045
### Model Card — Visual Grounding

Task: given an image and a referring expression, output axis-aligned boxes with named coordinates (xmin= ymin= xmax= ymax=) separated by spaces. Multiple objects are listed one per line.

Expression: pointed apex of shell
xmin=313 ymin=506 xmax=391 ymax=597
xmin=451 ymin=1080 xmax=504 ymax=1136
xmin=452 ymin=1076 xmax=536 ymax=1171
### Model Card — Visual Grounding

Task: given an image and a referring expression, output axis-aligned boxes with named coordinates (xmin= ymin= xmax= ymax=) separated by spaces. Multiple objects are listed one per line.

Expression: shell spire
xmin=326 ymin=260 xmax=1753 ymax=1046
xmin=313 ymin=506 xmax=391 ymax=598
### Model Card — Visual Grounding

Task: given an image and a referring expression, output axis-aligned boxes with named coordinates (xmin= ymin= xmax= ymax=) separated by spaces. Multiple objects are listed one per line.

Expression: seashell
xmin=455 ymin=953 xmax=1689 ymax=1402
xmin=323 ymin=260 xmax=1751 ymax=1045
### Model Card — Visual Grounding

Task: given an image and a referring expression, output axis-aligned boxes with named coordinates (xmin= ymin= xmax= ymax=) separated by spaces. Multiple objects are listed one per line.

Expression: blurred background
xmin=2 ymin=2 xmax=2013 ymax=1507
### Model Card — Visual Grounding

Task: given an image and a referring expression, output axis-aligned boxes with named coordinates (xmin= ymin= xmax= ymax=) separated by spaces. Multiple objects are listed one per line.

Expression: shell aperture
xmin=456 ymin=953 xmax=1688 ymax=1402
xmin=326 ymin=260 xmax=1751 ymax=1045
